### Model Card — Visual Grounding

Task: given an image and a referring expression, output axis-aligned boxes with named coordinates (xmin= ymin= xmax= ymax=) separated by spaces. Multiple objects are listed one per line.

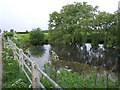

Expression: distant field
xmin=17 ymin=33 xmax=49 ymax=40
xmin=44 ymin=33 xmax=48 ymax=35
xmin=17 ymin=34 xmax=29 ymax=40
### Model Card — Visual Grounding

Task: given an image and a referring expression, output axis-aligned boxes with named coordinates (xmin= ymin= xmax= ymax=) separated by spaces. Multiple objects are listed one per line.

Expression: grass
xmin=17 ymin=33 xmax=49 ymax=41
xmin=17 ymin=34 xmax=29 ymax=39
xmin=2 ymin=39 xmax=30 ymax=88
xmin=15 ymin=33 xmax=50 ymax=48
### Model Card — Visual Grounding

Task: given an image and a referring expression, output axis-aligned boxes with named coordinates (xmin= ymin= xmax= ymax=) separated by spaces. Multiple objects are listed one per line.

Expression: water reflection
xmin=27 ymin=45 xmax=45 ymax=57
xmin=51 ymin=43 xmax=118 ymax=72
xmin=26 ymin=43 xmax=118 ymax=72
xmin=26 ymin=45 xmax=51 ymax=69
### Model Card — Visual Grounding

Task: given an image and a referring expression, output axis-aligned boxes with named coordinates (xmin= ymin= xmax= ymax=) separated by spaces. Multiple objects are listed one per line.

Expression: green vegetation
xmin=2 ymin=1 xmax=119 ymax=88
xmin=12 ymin=32 xmax=48 ymax=50
xmin=44 ymin=33 xmax=50 ymax=41
xmin=41 ymin=64 xmax=120 ymax=88
xmin=2 ymin=40 xmax=30 ymax=88
xmin=4 ymin=32 xmax=14 ymax=38
xmin=2 ymin=33 xmax=120 ymax=88
xmin=48 ymin=2 xmax=117 ymax=47
xmin=29 ymin=28 xmax=44 ymax=45
xmin=12 ymin=34 xmax=30 ymax=50
xmin=16 ymin=31 xmax=29 ymax=34
xmin=42 ymin=30 xmax=48 ymax=33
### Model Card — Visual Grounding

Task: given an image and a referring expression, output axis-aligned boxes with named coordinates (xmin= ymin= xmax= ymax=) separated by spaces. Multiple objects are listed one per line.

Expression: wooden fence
xmin=7 ymin=37 xmax=62 ymax=89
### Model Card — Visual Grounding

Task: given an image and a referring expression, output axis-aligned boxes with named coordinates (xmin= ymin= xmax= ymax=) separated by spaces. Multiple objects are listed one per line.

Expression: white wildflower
xmin=29 ymin=85 xmax=32 ymax=88
xmin=65 ymin=66 xmax=68 ymax=69
xmin=67 ymin=69 xmax=72 ymax=72
xmin=12 ymin=84 xmax=14 ymax=86
xmin=57 ymin=70 xmax=60 ymax=74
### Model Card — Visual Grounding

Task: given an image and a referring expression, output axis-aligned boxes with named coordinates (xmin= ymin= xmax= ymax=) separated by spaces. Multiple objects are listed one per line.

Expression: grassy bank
xmin=2 ymin=39 xmax=30 ymax=88
xmin=41 ymin=64 xmax=120 ymax=88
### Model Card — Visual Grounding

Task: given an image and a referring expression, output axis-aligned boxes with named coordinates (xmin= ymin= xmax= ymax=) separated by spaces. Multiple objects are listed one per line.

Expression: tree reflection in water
xmin=51 ymin=43 xmax=118 ymax=72
xmin=26 ymin=43 xmax=118 ymax=73
xmin=28 ymin=45 xmax=45 ymax=57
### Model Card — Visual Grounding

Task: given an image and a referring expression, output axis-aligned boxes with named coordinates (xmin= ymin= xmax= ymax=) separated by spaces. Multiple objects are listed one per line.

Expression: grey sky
xmin=0 ymin=0 xmax=119 ymax=32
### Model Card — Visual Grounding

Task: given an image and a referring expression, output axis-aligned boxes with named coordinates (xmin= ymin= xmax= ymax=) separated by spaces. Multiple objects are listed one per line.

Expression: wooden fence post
xmin=19 ymin=49 xmax=24 ymax=69
xmin=31 ymin=61 xmax=40 ymax=88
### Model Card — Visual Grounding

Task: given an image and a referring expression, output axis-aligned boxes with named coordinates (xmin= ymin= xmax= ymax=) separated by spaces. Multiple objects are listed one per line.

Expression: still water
xmin=26 ymin=43 xmax=119 ymax=80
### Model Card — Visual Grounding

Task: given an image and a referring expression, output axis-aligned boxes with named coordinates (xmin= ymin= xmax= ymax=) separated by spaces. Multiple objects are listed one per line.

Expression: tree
xmin=91 ymin=12 xmax=117 ymax=46
xmin=49 ymin=2 xmax=117 ymax=47
xmin=29 ymin=28 xmax=44 ymax=45
xmin=49 ymin=2 xmax=99 ymax=44
xmin=0 ymin=29 xmax=1 ymax=33
xmin=26 ymin=30 xmax=29 ymax=34
xmin=10 ymin=29 xmax=14 ymax=32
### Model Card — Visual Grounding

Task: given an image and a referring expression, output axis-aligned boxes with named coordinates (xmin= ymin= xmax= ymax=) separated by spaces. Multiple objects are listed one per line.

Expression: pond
xmin=26 ymin=43 xmax=119 ymax=80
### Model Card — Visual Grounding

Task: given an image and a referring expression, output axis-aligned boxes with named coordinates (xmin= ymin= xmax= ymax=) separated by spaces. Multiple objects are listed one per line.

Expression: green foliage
xmin=48 ymin=2 xmax=117 ymax=47
xmin=44 ymin=33 xmax=50 ymax=41
xmin=42 ymin=30 xmax=48 ymax=33
xmin=41 ymin=64 xmax=120 ymax=88
xmin=12 ymin=34 xmax=30 ymax=50
xmin=73 ymin=30 xmax=83 ymax=43
xmin=29 ymin=28 xmax=44 ymax=45
xmin=2 ymin=41 xmax=30 ymax=88
xmin=91 ymin=32 xmax=104 ymax=46
xmin=4 ymin=32 xmax=14 ymax=38
xmin=49 ymin=2 xmax=99 ymax=44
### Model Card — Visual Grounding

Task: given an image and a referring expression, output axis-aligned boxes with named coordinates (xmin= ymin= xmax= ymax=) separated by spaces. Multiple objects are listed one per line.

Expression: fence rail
xmin=7 ymin=37 xmax=62 ymax=89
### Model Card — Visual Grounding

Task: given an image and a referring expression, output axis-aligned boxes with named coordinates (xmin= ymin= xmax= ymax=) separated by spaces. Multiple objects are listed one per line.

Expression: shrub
xmin=4 ymin=32 xmax=14 ymax=38
xmin=29 ymin=28 xmax=44 ymax=45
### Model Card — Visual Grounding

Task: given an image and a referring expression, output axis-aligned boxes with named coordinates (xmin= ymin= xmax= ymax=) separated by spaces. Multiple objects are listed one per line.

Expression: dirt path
xmin=0 ymin=33 xmax=2 ymax=89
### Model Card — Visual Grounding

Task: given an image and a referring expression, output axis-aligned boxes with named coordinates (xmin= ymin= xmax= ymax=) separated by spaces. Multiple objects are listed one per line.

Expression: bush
xmin=29 ymin=28 xmax=44 ymax=45
xmin=4 ymin=32 xmax=14 ymax=38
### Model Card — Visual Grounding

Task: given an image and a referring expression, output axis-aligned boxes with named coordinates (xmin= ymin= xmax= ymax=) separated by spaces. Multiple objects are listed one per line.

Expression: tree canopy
xmin=29 ymin=28 xmax=44 ymax=45
xmin=48 ymin=2 xmax=117 ymax=46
